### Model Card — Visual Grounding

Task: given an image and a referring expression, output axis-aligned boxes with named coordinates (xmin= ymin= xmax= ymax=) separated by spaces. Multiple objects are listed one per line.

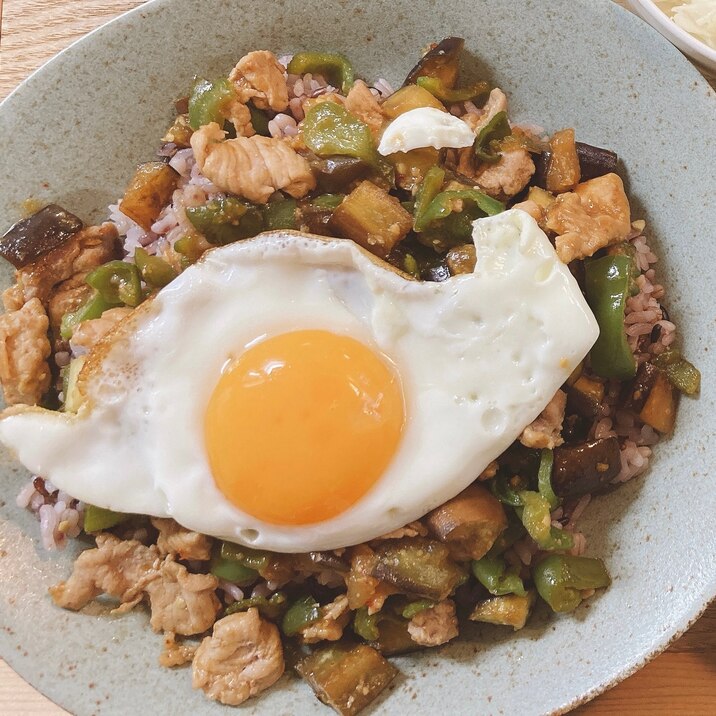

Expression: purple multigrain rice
xmin=219 ymin=581 xmax=245 ymax=602
xmin=268 ymin=113 xmax=298 ymax=138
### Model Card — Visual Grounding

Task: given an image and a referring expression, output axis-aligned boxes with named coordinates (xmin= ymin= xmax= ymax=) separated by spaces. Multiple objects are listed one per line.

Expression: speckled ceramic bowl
xmin=0 ymin=1 xmax=714 ymax=714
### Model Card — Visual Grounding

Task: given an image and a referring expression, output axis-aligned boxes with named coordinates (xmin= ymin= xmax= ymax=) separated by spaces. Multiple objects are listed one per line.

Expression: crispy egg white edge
xmin=0 ymin=210 xmax=598 ymax=552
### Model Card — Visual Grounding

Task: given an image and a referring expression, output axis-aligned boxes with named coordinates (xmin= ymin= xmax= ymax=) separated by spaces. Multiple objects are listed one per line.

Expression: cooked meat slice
xmin=546 ymin=173 xmax=631 ymax=263
xmin=229 ymin=50 xmax=289 ymax=112
xmin=477 ymin=460 xmax=499 ymax=481
xmin=145 ymin=559 xmax=220 ymax=635
xmin=191 ymin=123 xmax=316 ymax=203
xmin=70 ymin=307 xmax=133 ymax=354
xmin=374 ymin=521 xmax=428 ymax=541
xmin=159 ymin=632 xmax=197 ymax=668
xmin=407 ymin=600 xmax=458 ymax=647
xmin=226 ymin=98 xmax=256 ymax=137
xmin=345 ymin=80 xmax=386 ymax=136
xmin=151 ymin=517 xmax=213 ymax=561
xmin=299 ymin=595 xmax=351 ymax=644
xmin=462 ymin=88 xmax=508 ymax=134
xmin=49 ymin=534 xmax=161 ymax=611
xmin=512 ymin=199 xmax=544 ymax=225
xmin=3 ymin=223 xmax=119 ymax=308
xmin=471 ymin=148 xmax=535 ymax=200
xmin=520 ymin=389 xmax=567 ymax=449
xmin=192 ymin=609 xmax=285 ymax=706
xmin=0 ymin=298 xmax=52 ymax=405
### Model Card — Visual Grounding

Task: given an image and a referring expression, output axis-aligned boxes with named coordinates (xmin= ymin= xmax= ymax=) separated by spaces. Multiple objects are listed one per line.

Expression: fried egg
xmin=0 ymin=209 xmax=598 ymax=552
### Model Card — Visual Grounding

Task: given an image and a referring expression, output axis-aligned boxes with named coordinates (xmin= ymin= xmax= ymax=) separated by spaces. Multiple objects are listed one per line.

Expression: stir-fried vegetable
xmin=188 ymin=77 xmax=236 ymax=130
xmin=416 ymin=76 xmax=490 ymax=103
xmin=296 ymin=644 xmax=397 ymax=716
xmin=473 ymin=111 xmax=511 ymax=164
xmin=86 ymin=261 xmax=143 ymax=307
xmin=518 ymin=491 xmax=574 ymax=551
xmin=381 ymin=84 xmax=445 ymax=118
xmin=544 ymin=128 xmax=581 ymax=193
xmin=414 ymin=188 xmax=504 ymax=234
xmin=162 ymin=114 xmax=193 ymax=148
xmin=471 ymin=555 xmax=526 ymax=597
xmin=209 ymin=544 xmax=259 ymax=586
xmin=311 ymin=155 xmax=370 ymax=193
xmin=302 ymin=102 xmax=384 ymax=172
xmin=263 ymin=198 xmax=298 ymax=230
xmin=83 ymin=505 xmax=129 ymax=533
xmin=552 ymin=438 xmax=621 ymax=498
xmin=224 ymin=592 xmax=287 ymax=619
xmin=537 ymin=449 xmax=560 ymax=510
xmin=404 ymin=37 xmax=464 ymax=88
xmin=248 ymin=102 xmax=271 ymax=136
xmin=469 ymin=592 xmax=536 ymax=630
xmin=413 ymin=166 xmax=445 ymax=231
xmin=584 ymin=254 xmax=638 ymax=380
xmin=119 ymin=162 xmax=179 ymax=231
xmin=401 ymin=599 xmax=435 ymax=619
xmin=185 ymin=197 xmax=264 ymax=245
xmin=282 ymin=595 xmax=320 ymax=636
xmin=654 ymin=349 xmax=701 ymax=396
xmin=134 ymin=248 xmax=177 ymax=289
xmin=60 ymin=291 xmax=116 ymax=340
xmin=287 ymin=52 xmax=354 ymax=94
xmin=533 ymin=555 xmax=611 ymax=613
xmin=0 ymin=204 xmax=83 ymax=268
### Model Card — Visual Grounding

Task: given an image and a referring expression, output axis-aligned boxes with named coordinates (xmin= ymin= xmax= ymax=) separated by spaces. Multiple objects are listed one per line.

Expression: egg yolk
xmin=204 ymin=330 xmax=405 ymax=525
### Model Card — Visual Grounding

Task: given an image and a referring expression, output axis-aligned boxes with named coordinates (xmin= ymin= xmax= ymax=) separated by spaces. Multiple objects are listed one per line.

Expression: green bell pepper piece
xmin=282 ymin=595 xmax=321 ymax=637
xmin=60 ymin=290 xmax=116 ymax=340
xmin=287 ymin=52 xmax=354 ymax=94
xmin=86 ymin=261 xmax=143 ymax=307
xmin=401 ymin=599 xmax=435 ymax=619
xmin=653 ymin=349 xmax=701 ymax=396
xmin=353 ymin=606 xmax=380 ymax=641
xmin=248 ymin=102 xmax=271 ymax=136
xmin=218 ymin=541 xmax=270 ymax=572
xmin=185 ymin=197 xmax=265 ymax=245
xmin=533 ymin=554 xmax=611 ymax=612
xmin=584 ymin=254 xmax=638 ymax=380
xmin=134 ymin=248 xmax=177 ymax=289
xmin=302 ymin=102 xmax=384 ymax=171
xmin=471 ymin=555 xmax=527 ymax=597
xmin=83 ymin=505 xmax=129 ymax=533
xmin=402 ymin=253 xmax=420 ymax=278
xmin=413 ymin=166 xmax=445 ymax=231
xmin=537 ymin=449 xmax=560 ymax=510
xmin=263 ymin=198 xmax=298 ymax=230
xmin=474 ymin=111 xmax=511 ymax=164
xmin=414 ymin=189 xmax=504 ymax=233
xmin=518 ymin=491 xmax=574 ymax=551
xmin=310 ymin=193 xmax=345 ymax=210
xmin=224 ymin=591 xmax=287 ymax=619
xmin=188 ymin=77 xmax=236 ymax=130
xmin=490 ymin=472 xmax=528 ymax=508
xmin=416 ymin=77 xmax=490 ymax=104
xmin=210 ymin=548 xmax=259 ymax=586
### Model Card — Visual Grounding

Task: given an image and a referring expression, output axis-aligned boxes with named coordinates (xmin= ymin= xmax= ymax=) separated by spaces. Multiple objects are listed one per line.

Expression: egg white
xmin=0 ymin=210 xmax=598 ymax=552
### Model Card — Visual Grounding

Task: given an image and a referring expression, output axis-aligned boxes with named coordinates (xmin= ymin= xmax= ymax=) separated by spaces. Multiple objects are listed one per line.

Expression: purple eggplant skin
xmin=0 ymin=204 xmax=83 ymax=268
xmin=404 ymin=37 xmax=465 ymax=88
xmin=552 ymin=437 xmax=621 ymax=498
xmin=533 ymin=142 xmax=619 ymax=188
xmin=421 ymin=261 xmax=451 ymax=282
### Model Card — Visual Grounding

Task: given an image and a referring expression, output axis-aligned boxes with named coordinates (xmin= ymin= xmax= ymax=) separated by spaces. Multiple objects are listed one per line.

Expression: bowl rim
xmin=628 ymin=0 xmax=716 ymax=69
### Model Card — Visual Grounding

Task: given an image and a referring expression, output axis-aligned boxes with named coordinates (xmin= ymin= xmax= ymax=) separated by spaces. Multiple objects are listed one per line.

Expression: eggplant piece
xmin=404 ymin=37 xmax=465 ymax=88
xmin=371 ymin=538 xmax=467 ymax=601
xmin=622 ymin=362 xmax=660 ymax=414
xmin=295 ymin=644 xmax=398 ymax=716
xmin=469 ymin=591 xmax=536 ymax=630
xmin=368 ymin=615 xmax=421 ymax=656
xmin=545 ymin=129 xmax=581 ymax=194
xmin=566 ymin=374 xmax=605 ymax=419
xmin=626 ymin=364 xmax=676 ymax=433
xmin=446 ymin=243 xmax=477 ymax=275
xmin=0 ymin=204 xmax=83 ymax=268
xmin=552 ymin=437 xmax=621 ymax=498
xmin=426 ymin=484 xmax=507 ymax=561
xmin=534 ymin=141 xmax=619 ymax=189
xmin=312 ymin=156 xmax=370 ymax=193
xmin=561 ymin=413 xmax=590 ymax=444
xmin=119 ymin=162 xmax=179 ymax=231
xmin=421 ymin=260 xmax=451 ymax=282
xmin=381 ymin=84 xmax=445 ymax=119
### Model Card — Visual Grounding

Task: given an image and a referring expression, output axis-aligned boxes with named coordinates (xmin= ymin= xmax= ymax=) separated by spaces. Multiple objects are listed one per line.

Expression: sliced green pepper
xmin=134 ymin=248 xmax=177 ymax=289
xmin=537 ymin=449 xmax=560 ymax=510
xmin=402 ymin=253 xmax=420 ymax=278
xmin=60 ymin=290 xmax=116 ymax=340
xmin=185 ymin=197 xmax=264 ymax=245
xmin=210 ymin=547 xmax=259 ymax=586
xmin=653 ymin=349 xmax=701 ymax=396
xmin=263 ymin=198 xmax=298 ymax=230
xmin=287 ymin=52 xmax=354 ymax=94
xmin=471 ymin=555 xmax=527 ymax=597
xmin=353 ymin=607 xmax=380 ymax=641
xmin=218 ymin=541 xmax=270 ymax=572
xmin=174 ymin=234 xmax=205 ymax=265
xmin=518 ymin=491 xmax=573 ymax=551
xmin=83 ymin=505 xmax=129 ymax=533
xmin=416 ymin=77 xmax=490 ymax=104
xmin=413 ymin=166 xmax=445 ymax=231
xmin=401 ymin=599 xmax=435 ymax=619
xmin=310 ymin=193 xmax=345 ymax=210
xmin=474 ymin=111 xmax=511 ymax=164
xmin=248 ymin=102 xmax=271 ymax=136
xmin=488 ymin=518 xmax=526 ymax=555
xmin=282 ymin=595 xmax=321 ymax=637
xmin=584 ymin=254 xmax=638 ymax=380
xmin=302 ymin=102 xmax=384 ymax=172
xmin=188 ymin=77 xmax=236 ymax=130
xmin=414 ymin=189 xmax=504 ymax=233
xmin=490 ymin=472 xmax=528 ymax=508
xmin=533 ymin=554 xmax=611 ymax=612
xmin=86 ymin=261 xmax=143 ymax=307
xmin=224 ymin=591 xmax=287 ymax=619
